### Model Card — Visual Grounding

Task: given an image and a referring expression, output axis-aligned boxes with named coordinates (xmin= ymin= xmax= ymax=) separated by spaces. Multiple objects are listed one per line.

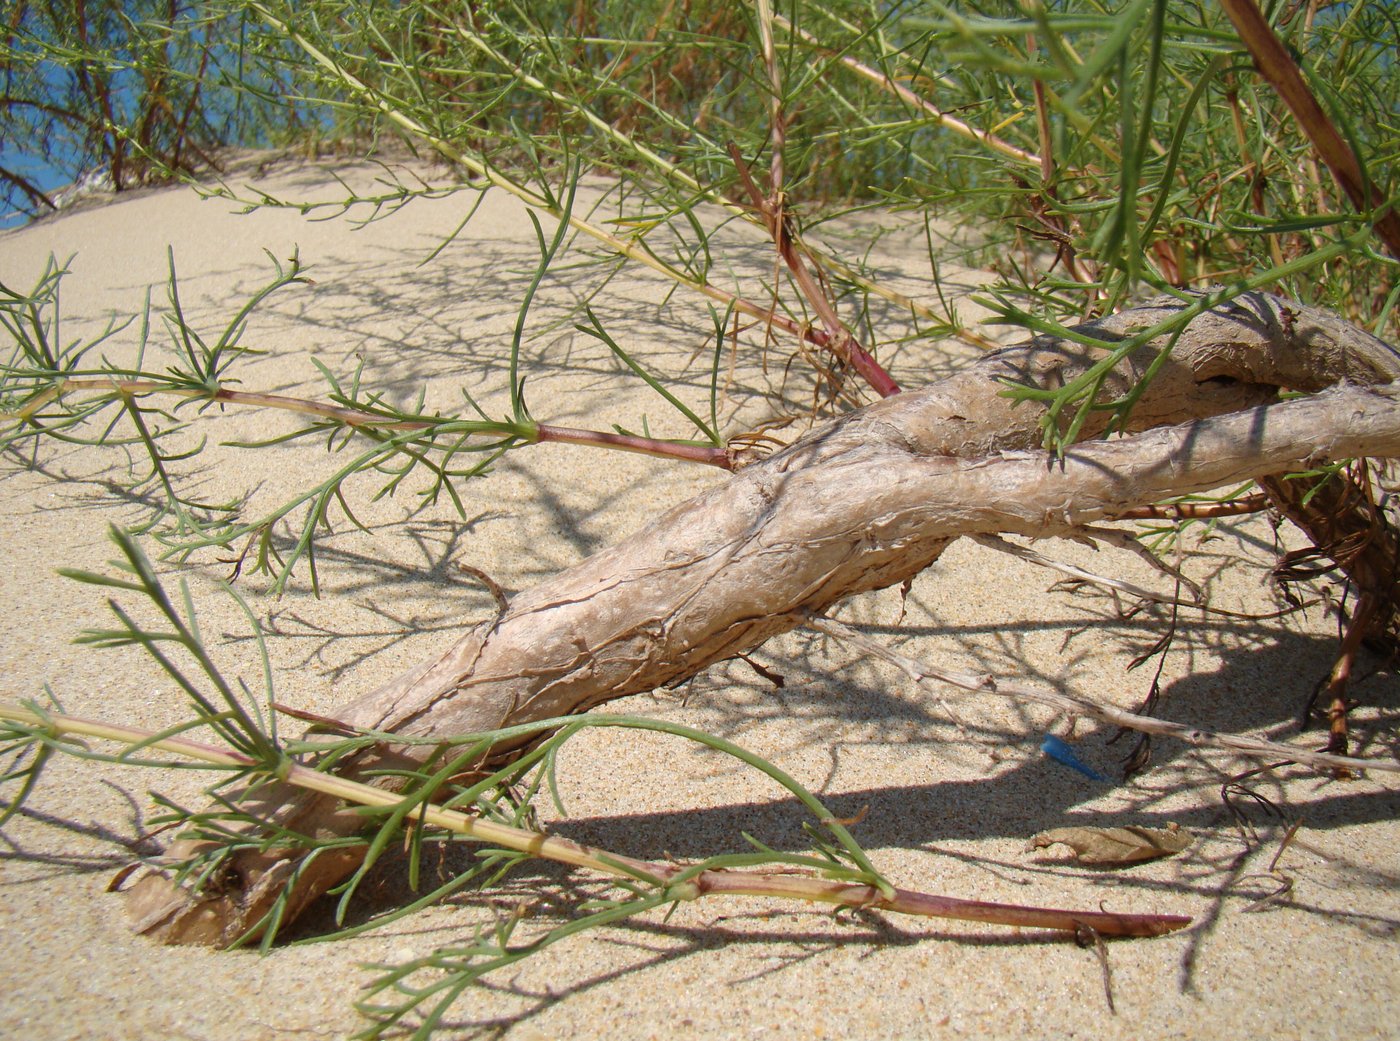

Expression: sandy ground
xmin=1 ymin=156 xmax=1397 ymax=1041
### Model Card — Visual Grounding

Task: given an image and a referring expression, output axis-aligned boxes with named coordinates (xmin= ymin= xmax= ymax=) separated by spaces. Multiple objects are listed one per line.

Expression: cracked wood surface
xmin=124 ymin=291 xmax=1400 ymax=945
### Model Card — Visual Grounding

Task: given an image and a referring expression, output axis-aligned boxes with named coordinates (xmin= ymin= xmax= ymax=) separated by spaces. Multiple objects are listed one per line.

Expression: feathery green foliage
xmin=2 ymin=2 xmax=1398 ymax=1035
xmin=5 ymin=2 xmax=1396 ymax=502
xmin=2 ymin=530 xmax=908 ymax=1037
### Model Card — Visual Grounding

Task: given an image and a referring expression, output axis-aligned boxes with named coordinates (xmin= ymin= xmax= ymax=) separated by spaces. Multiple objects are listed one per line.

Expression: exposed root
xmin=120 ymin=293 xmax=1400 ymax=946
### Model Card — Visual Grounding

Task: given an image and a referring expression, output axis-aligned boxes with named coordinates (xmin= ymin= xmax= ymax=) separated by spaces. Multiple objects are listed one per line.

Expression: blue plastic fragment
xmin=1040 ymin=734 xmax=1109 ymax=782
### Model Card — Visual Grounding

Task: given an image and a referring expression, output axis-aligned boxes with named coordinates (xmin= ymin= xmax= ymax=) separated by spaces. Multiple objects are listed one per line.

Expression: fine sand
xmin=1 ymin=156 xmax=1397 ymax=1041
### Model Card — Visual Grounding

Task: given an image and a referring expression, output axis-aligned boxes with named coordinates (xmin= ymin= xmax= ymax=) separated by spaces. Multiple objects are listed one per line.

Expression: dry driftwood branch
xmin=967 ymin=532 xmax=1204 ymax=610
xmin=805 ymin=615 xmax=1398 ymax=775
xmin=124 ymin=292 xmax=1400 ymax=945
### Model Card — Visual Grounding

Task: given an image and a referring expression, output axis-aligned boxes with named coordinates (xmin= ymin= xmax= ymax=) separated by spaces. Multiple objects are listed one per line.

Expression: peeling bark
xmin=123 ymin=292 xmax=1400 ymax=945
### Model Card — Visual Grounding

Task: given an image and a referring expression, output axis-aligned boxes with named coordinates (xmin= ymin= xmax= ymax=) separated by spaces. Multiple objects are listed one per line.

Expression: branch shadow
xmin=564 ymin=625 xmax=1399 ymax=848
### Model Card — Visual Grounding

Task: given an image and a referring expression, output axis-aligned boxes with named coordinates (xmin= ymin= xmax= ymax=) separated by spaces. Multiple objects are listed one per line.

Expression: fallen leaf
xmin=1027 ymin=824 xmax=1192 ymax=865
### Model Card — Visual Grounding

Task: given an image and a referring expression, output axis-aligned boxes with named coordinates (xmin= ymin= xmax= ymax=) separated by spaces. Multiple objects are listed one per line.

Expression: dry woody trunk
xmin=125 ymin=291 xmax=1400 ymax=945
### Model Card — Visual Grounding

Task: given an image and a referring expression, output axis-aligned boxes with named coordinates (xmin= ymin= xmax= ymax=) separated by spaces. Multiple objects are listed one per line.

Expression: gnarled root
xmin=124 ymin=292 xmax=1400 ymax=946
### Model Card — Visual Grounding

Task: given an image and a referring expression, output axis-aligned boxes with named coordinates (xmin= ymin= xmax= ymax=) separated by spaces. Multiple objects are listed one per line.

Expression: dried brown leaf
xmin=1028 ymin=825 xmax=1192 ymax=865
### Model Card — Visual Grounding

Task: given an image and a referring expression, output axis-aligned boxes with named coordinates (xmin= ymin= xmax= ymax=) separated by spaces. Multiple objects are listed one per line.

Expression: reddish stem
xmin=728 ymin=143 xmax=901 ymax=398
xmin=1319 ymin=591 xmax=1374 ymax=772
xmin=10 ymin=703 xmax=1190 ymax=941
xmin=680 ymin=869 xmax=1190 ymax=938
xmin=15 ymin=379 xmax=733 ymax=468
xmin=1113 ymin=493 xmax=1270 ymax=521
xmin=1220 ymin=0 xmax=1400 ymax=258
xmin=535 ymin=424 xmax=732 ymax=468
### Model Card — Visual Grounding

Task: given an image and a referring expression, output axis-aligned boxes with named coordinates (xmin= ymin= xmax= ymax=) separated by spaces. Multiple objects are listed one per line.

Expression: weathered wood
xmin=124 ymin=292 xmax=1400 ymax=945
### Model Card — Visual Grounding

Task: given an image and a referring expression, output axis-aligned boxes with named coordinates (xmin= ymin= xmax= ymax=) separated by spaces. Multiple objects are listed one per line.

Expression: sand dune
xmin=1 ymin=156 xmax=1396 ymax=1041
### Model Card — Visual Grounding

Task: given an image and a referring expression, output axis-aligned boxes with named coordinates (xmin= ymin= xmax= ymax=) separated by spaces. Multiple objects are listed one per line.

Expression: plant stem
xmin=6 ymin=378 xmax=731 ymax=468
xmin=249 ymin=3 xmax=905 ymax=395
xmin=0 ymin=701 xmax=1188 ymax=937
xmin=535 ymin=425 xmax=731 ymax=467
xmin=729 ymin=143 xmax=901 ymax=397
xmin=1112 ymin=493 xmax=1269 ymax=520
xmin=774 ymin=14 xmax=1042 ymax=169
xmin=1220 ymin=0 xmax=1400 ymax=258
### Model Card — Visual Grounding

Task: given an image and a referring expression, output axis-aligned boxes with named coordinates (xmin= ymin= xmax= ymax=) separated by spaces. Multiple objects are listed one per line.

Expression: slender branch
xmin=6 ymin=379 xmax=424 ymax=429
xmin=5 ymin=378 xmax=732 ymax=468
xmin=729 ymin=143 xmax=901 ymax=397
xmin=806 ymin=616 xmax=1398 ymax=775
xmin=1220 ymin=0 xmax=1400 ymax=258
xmin=1112 ymin=493 xmax=1270 ymax=521
xmin=757 ymin=0 xmax=784 ymax=202
xmin=249 ymin=3 xmax=909 ymax=389
xmin=535 ymin=425 xmax=731 ymax=468
xmin=1021 ymin=32 xmax=1095 ymax=291
xmin=0 ymin=702 xmax=1187 ymax=937
xmin=969 ymin=533 xmax=1206 ymax=611
xmin=743 ymin=3 xmax=899 ymax=397
xmin=774 ymin=14 xmax=1041 ymax=168
xmin=1069 ymin=525 xmax=1203 ymax=603
xmin=0 ymin=162 xmax=57 ymax=212
xmin=1317 ymin=590 xmax=1374 ymax=767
